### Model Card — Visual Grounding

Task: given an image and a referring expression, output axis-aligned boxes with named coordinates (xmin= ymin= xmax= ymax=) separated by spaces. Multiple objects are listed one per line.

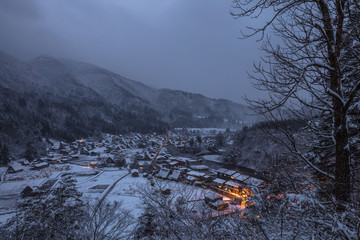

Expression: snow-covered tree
xmin=24 ymin=142 xmax=37 ymax=162
xmin=134 ymin=181 xmax=244 ymax=239
xmin=233 ymin=0 xmax=360 ymax=207
xmin=0 ymin=177 xmax=86 ymax=239
xmin=84 ymin=200 xmax=134 ymax=240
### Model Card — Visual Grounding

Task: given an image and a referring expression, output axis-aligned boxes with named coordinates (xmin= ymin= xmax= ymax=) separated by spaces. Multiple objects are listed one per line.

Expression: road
xmin=92 ymin=172 xmax=130 ymax=217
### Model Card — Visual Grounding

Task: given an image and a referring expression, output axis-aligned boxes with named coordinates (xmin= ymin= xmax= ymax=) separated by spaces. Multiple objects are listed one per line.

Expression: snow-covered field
xmin=0 ymin=131 xmax=249 ymax=228
xmin=202 ymin=154 xmax=224 ymax=163
xmin=174 ymin=128 xmax=226 ymax=136
xmin=0 ymin=162 xmax=207 ymax=225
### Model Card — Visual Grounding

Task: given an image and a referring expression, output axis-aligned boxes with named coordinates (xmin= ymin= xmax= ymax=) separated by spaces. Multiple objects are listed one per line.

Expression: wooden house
xmin=190 ymin=165 xmax=209 ymax=172
xmin=31 ymin=162 xmax=49 ymax=170
xmin=185 ymin=175 xmax=198 ymax=184
xmin=157 ymin=168 xmax=171 ymax=179
xmin=80 ymin=148 xmax=89 ymax=155
xmin=89 ymin=162 xmax=97 ymax=168
xmin=90 ymin=151 xmax=99 ymax=156
xmin=187 ymin=170 xmax=206 ymax=180
xmin=7 ymin=163 xmax=24 ymax=173
xmin=131 ymin=169 xmax=139 ymax=177
xmin=168 ymin=170 xmax=182 ymax=181
xmin=223 ymin=180 xmax=241 ymax=194
xmin=106 ymin=157 xmax=115 ymax=164
xmin=167 ymin=161 xmax=184 ymax=168
xmin=59 ymin=150 xmax=68 ymax=155
xmin=204 ymin=192 xmax=222 ymax=203
xmin=207 ymin=200 xmax=228 ymax=211
xmin=20 ymin=159 xmax=30 ymax=166
xmin=231 ymin=172 xmax=250 ymax=183
xmin=212 ymin=178 xmax=227 ymax=190
xmin=185 ymin=159 xmax=202 ymax=166
xmin=216 ymin=168 xmax=237 ymax=179
xmin=21 ymin=186 xmax=34 ymax=198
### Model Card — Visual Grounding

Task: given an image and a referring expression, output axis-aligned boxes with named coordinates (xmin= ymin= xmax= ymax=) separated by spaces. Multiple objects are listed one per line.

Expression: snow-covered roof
xmin=187 ymin=171 xmax=206 ymax=177
xmin=157 ymin=169 xmax=171 ymax=178
xmin=168 ymin=170 xmax=182 ymax=180
xmin=232 ymin=172 xmax=249 ymax=182
xmin=186 ymin=159 xmax=201 ymax=164
xmin=8 ymin=163 xmax=24 ymax=172
xmin=186 ymin=175 xmax=197 ymax=181
xmin=213 ymin=178 xmax=226 ymax=185
xmin=169 ymin=161 xmax=180 ymax=166
xmin=224 ymin=180 xmax=241 ymax=188
xmin=190 ymin=165 xmax=209 ymax=170
xmin=34 ymin=162 xmax=49 ymax=168
xmin=174 ymin=158 xmax=187 ymax=163
xmin=204 ymin=192 xmax=222 ymax=202
xmin=216 ymin=168 xmax=237 ymax=176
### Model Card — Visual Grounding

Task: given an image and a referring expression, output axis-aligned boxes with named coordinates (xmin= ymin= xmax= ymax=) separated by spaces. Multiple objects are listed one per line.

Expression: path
xmin=92 ymin=172 xmax=130 ymax=217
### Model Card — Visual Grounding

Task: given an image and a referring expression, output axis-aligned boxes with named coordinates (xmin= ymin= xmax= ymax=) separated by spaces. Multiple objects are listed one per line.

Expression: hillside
xmin=28 ymin=55 xmax=253 ymax=127
xmin=0 ymin=50 xmax=254 ymax=156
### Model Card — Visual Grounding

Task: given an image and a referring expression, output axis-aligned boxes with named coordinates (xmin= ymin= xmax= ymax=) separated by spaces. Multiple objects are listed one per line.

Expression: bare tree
xmin=84 ymin=200 xmax=134 ymax=240
xmin=133 ymin=180 xmax=245 ymax=239
xmin=232 ymin=0 xmax=360 ymax=207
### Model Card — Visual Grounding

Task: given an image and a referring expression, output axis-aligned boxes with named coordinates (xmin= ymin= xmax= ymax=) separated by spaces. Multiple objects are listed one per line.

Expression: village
xmin=0 ymin=128 xmax=266 ymax=225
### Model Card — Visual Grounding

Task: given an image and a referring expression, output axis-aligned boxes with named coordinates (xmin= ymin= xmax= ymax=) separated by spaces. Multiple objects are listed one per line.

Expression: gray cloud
xmin=0 ymin=0 xmax=268 ymax=104
xmin=0 ymin=0 xmax=40 ymax=19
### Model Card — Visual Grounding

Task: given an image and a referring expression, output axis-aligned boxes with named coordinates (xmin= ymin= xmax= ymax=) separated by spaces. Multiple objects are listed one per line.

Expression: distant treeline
xmin=0 ymin=86 xmax=167 ymax=156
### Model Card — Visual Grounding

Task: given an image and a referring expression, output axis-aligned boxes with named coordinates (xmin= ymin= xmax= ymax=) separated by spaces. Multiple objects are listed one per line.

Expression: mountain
xmin=0 ymin=50 xmax=254 ymax=155
xmin=27 ymin=55 xmax=253 ymax=126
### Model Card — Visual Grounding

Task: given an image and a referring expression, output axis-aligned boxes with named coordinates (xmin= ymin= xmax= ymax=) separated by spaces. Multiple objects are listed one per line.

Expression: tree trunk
xmin=334 ymin=103 xmax=351 ymax=208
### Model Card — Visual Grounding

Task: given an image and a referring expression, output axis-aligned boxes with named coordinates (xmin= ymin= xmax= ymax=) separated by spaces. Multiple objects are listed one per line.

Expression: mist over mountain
xmin=0 ymin=50 xmax=254 ymax=155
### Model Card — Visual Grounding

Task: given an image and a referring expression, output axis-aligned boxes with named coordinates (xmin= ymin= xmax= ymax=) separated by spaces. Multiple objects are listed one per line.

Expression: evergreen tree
xmin=196 ymin=135 xmax=202 ymax=145
xmin=24 ymin=143 xmax=37 ymax=161
xmin=215 ymin=132 xmax=225 ymax=147
xmin=0 ymin=144 xmax=10 ymax=166
xmin=0 ymin=144 xmax=2 ymax=166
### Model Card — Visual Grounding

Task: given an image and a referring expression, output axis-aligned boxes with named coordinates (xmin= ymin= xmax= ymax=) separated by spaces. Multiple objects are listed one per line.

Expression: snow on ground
xmin=174 ymin=128 xmax=226 ymax=136
xmin=0 ymin=167 xmax=7 ymax=176
xmin=77 ymin=169 xmax=127 ymax=197
xmin=0 ymin=165 xmax=69 ymax=223
xmin=106 ymin=173 xmax=148 ymax=218
xmin=0 ymin=212 xmax=15 ymax=225
xmin=76 ymin=169 xmax=209 ymax=219
xmin=4 ymin=165 xmax=73 ymax=182
xmin=0 ymin=178 xmax=43 ymax=196
xmin=91 ymin=146 xmax=107 ymax=153
xmin=0 ymin=164 xmax=95 ymax=209
xmin=202 ymin=154 xmax=224 ymax=163
xmin=0 ymin=163 xmax=230 ymax=230
xmin=0 ymin=131 xmax=234 ymax=227
xmin=0 ymin=167 xmax=7 ymax=184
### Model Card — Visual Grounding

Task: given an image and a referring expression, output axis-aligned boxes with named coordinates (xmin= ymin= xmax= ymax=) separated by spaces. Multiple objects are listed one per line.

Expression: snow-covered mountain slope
xmin=0 ymin=51 xmax=166 ymax=154
xmin=27 ymin=54 xmax=254 ymax=127
xmin=0 ymin=50 xmax=254 ymax=143
xmin=28 ymin=56 xmax=153 ymax=109
xmin=0 ymin=50 xmax=46 ymax=92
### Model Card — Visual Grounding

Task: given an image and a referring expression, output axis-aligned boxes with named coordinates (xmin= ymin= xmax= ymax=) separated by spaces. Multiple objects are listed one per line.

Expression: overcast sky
xmin=0 ymin=0 xmax=267 ymax=104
